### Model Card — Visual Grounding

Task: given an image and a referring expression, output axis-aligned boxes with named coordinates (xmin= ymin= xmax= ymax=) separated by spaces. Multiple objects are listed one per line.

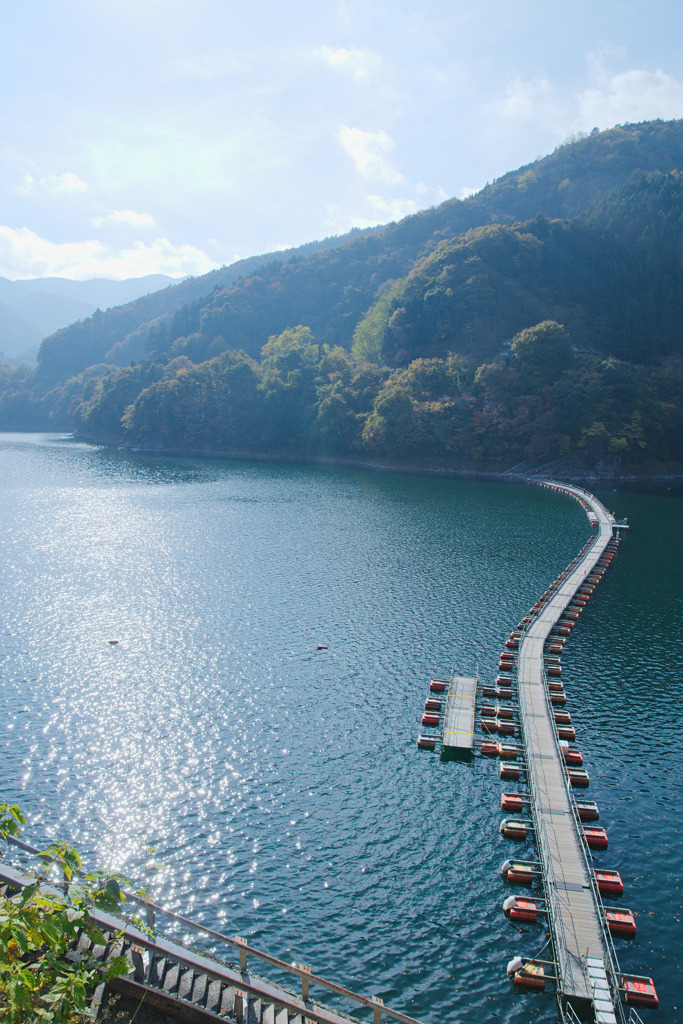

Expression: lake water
xmin=0 ymin=432 xmax=681 ymax=1022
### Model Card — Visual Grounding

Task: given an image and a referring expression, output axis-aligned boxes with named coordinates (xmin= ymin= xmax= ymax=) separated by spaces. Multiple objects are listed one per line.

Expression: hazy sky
xmin=2 ymin=0 xmax=683 ymax=280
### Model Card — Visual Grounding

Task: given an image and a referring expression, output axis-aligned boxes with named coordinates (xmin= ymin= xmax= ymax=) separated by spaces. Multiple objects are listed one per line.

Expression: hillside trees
xmin=32 ymin=120 xmax=683 ymax=386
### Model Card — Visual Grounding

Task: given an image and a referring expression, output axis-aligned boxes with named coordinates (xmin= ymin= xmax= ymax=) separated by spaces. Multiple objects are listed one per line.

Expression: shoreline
xmin=72 ymin=433 xmax=683 ymax=491
xmin=4 ymin=429 xmax=680 ymax=491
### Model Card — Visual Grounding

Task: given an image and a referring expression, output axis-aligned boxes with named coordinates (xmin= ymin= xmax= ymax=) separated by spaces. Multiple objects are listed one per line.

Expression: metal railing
xmin=1 ymin=839 xmax=427 ymax=1024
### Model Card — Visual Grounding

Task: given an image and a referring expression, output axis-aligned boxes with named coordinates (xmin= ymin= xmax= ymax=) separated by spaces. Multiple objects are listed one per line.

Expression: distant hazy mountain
xmin=13 ymin=274 xmax=179 ymax=310
xmin=0 ymin=274 xmax=178 ymax=361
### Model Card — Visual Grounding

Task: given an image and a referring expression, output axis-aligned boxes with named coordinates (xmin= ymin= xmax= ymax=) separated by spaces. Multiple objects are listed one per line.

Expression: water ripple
xmin=0 ymin=435 xmax=680 ymax=1022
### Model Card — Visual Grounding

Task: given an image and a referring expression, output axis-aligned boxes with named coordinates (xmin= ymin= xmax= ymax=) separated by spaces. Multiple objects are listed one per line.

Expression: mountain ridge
xmin=33 ymin=118 xmax=683 ymax=383
xmin=1 ymin=119 xmax=682 ymax=476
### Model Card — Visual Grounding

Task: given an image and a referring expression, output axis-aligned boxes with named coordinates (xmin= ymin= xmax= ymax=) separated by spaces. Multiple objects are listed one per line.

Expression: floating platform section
xmin=441 ymin=675 xmax=477 ymax=760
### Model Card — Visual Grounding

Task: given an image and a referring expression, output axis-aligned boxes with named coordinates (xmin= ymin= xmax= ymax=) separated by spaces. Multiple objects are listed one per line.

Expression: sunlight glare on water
xmin=0 ymin=433 xmax=681 ymax=1022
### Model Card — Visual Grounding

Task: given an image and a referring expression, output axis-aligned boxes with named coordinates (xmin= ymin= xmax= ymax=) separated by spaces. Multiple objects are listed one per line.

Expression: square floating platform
xmin=441 ymin=675 xmax=477 ymax=761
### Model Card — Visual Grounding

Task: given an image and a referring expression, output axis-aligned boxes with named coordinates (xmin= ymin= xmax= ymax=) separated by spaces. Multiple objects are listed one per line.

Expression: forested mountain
xmin=2 ymin=119 xmax=683 ymax=476
xmin=33 ymin=119 xmax=683 ymax=383
xmin=354 ymin=173 xmax=683 ymax=366
xmin=34 ymin=230 xmax=374 ymax=381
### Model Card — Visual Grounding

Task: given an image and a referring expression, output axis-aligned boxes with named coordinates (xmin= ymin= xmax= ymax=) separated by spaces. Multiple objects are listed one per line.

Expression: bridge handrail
xmin=1 ymin=838 xmax=426 ymax=1024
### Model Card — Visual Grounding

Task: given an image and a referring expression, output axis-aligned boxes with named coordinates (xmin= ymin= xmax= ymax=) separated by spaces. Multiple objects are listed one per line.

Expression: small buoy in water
xmin=108 ymin=640 xmax=119 ymax=645
xmin=317 ymin=645 xmax=328 ymax=650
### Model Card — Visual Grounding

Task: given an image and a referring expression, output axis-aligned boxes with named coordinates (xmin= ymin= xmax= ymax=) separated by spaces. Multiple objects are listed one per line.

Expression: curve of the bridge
xmin=518 ymin=479 xmax=617 ymax=1019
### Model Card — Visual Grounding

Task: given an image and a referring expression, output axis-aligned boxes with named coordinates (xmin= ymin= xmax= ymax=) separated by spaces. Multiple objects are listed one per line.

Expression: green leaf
xmin=106 ymin=954 xmax=130 ymax=979
xmin=105 ymin=877 xmax=121 ymax=900
xmin=83 ymin=924 xmax=108 ymax=946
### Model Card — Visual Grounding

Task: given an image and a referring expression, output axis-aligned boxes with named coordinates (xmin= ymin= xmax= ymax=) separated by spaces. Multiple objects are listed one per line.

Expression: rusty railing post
xmin=371 ymin=995 xmax=384 ymax=1024
xmin=234 ymin=935 xmax=247 ymax=973
xmin=297 ymin=962 xmax=311 ymax=1001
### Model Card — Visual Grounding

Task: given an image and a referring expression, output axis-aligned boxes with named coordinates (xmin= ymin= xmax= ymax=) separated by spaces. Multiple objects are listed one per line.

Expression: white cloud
xmin=366 ymin=195 xmax=418 ymax=220
xmin=339 ymin=126 xmax=405 ymax=184
xmin=318 ymin=46 xmax=381 ymax=82
xmin=0 ymin=225 xmax=216 ymax=281
xmin=491 ymin=76 xmax=557 ymax=124
xmin=459 ymin=185 xmax=480 ymax=199
xmin=92 ymin=209 xmax=156 ymax=228
xmin=14 ymin=171 xmax=89 ymax=197
xmin=577 ymin=67 xmax=683 ymax=129
xmin=489 ymin=61 xmax=683 ymax=143
xmin=325 ymin=194 xmax=418 ymax=232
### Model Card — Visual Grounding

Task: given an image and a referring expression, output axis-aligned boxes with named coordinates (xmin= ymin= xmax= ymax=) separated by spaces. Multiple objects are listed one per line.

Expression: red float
xmin=575 ymin=800 xmax=599 ymax=821
xmin=503 ymin=895 xmax=539 ymax=923
xmin=595 ymin=869 xmax=624 ymax=897
xmin=605 ymin=908 xmax=636 ymax=939
xmin=582 ymin=825 xmax=608 ymax=850
xmin=424 ymin=698 xmax=442 ymax=711
xmin=501 ymin=793 xmax=525 ymax=812
xmin=621 ymin=976 xmax=658 ymax=1008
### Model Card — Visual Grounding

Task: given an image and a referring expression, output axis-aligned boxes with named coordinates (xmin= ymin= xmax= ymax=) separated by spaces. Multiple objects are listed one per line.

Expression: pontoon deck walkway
xmin=518 ymin=479 xmax=619 ymax=1021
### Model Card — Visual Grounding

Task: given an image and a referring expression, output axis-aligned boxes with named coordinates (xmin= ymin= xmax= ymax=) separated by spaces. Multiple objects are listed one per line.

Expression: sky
xmin=2 ymin=0 xmax=683 ymax=281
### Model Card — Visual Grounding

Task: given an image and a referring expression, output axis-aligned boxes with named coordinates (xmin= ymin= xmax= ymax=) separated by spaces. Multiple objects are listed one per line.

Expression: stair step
xmin=149 ymin=955 xmax=167 ymax=988
xmin=177 ymin=966 xmax=195 ymax=1001
xmin=162 ymin=960 xmax=181 ymax=994
xmin=246 ymin=991 xmax=260 ymax=1024
xmin=130 ymin=947 xmax=146 ymax=983
xmin=90 ymin=941 xmax=110 ymax=963
xmin=76 ymin=932 xmax=93 ymax=954
xmin=89 ymin=981 xmax=107 ymax=1016
xmin=191 ymin=972 xmax=209 ymax=1006
xmin=205 ymin=979 xmax=223 ymax=1013
xmin=220 ymin=985 xmax=237 ymax=1017
xmin=261 ymin=1003 xmax=276 ymax=1024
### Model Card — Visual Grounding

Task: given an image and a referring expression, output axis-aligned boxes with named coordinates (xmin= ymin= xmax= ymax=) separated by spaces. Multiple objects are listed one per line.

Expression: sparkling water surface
xmin=0 ymin=433 xmax=681 ymax=1022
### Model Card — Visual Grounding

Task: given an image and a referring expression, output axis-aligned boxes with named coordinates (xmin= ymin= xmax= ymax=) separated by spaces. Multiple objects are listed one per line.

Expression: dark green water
xmin=0 ymin=433 xmax=681 ymax=1022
